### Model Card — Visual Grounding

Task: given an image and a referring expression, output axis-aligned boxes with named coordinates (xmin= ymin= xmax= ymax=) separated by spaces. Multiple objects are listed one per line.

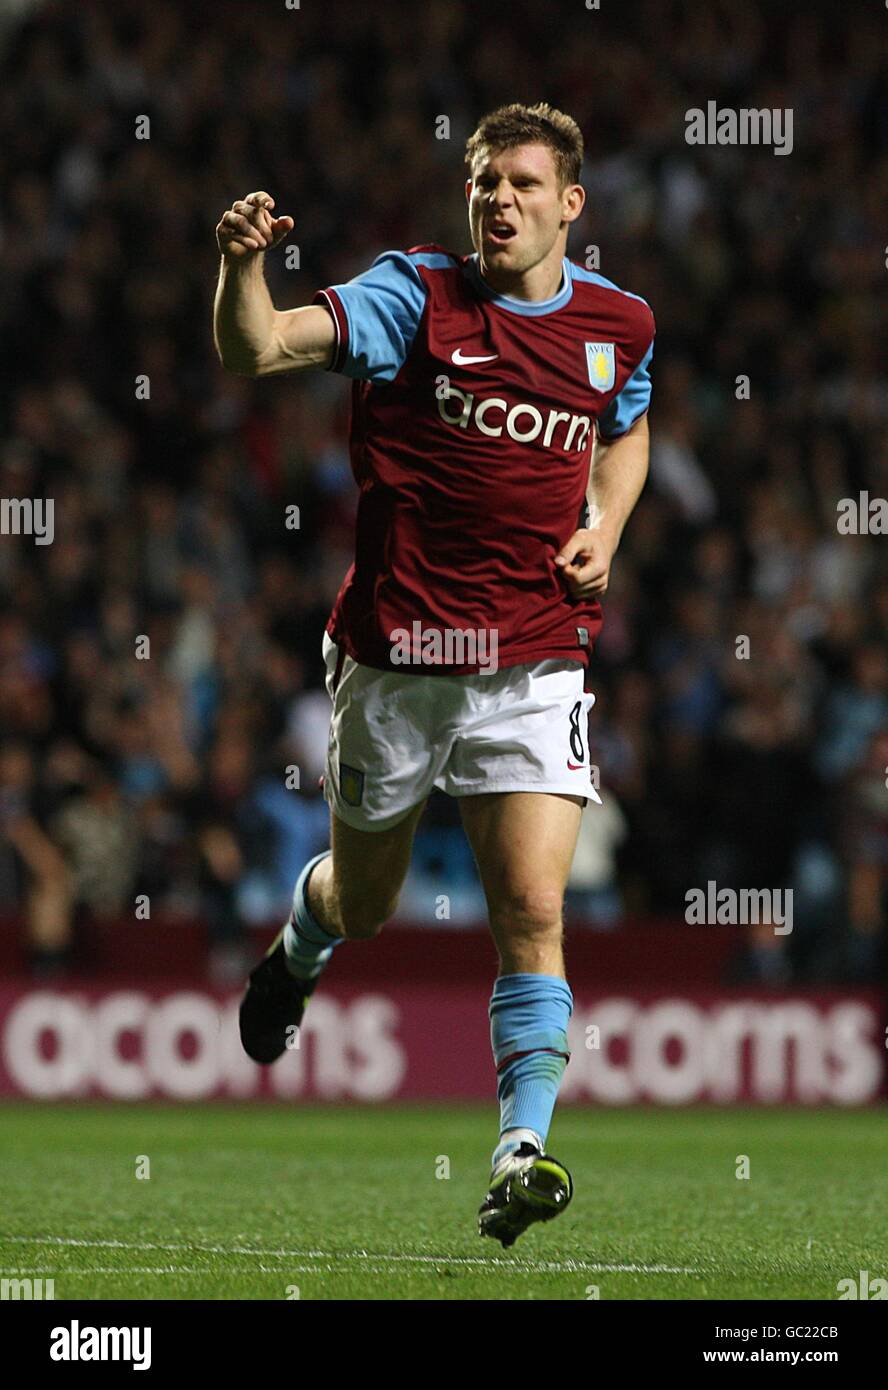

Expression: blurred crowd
xmin=1 ymin=0 xmax=886 ymax=981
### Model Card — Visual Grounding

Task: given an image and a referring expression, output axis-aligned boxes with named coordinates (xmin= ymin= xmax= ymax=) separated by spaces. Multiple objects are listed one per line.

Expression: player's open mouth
xmin=485 ymin=223 xmax=517 ymax=245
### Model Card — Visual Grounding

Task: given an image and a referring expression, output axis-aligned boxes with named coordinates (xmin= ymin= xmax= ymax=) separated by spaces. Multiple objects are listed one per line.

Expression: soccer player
xmin=214 ymin=102 xmax=653 ymax=1247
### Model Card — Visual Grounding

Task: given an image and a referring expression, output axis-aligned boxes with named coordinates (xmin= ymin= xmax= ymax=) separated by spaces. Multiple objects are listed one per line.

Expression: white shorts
xmin=321 ymin=631 xmax=602 ymax=832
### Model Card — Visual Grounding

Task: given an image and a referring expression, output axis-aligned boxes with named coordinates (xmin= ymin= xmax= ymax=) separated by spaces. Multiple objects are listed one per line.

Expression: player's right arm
xmin=213 ymin=191 xmax=335 ymax=377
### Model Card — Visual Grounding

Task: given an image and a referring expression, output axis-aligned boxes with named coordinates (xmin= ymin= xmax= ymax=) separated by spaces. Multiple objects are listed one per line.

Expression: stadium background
xmin=0 ymin=0 xmax=886 ymax=1110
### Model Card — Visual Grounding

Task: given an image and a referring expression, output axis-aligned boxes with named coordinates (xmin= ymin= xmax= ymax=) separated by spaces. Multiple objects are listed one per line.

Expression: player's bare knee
xmin=338 ymin=915 xmax=383 ymax=941
xmin=492 ymin=885 xmax=564 ymax=935
xmin=334 ymin=892 xmax=398 ymax=941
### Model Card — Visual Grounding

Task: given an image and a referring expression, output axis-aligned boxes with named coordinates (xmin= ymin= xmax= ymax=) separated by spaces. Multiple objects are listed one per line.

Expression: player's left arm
xmin=555 ymin=411 xmax=649 ymax=598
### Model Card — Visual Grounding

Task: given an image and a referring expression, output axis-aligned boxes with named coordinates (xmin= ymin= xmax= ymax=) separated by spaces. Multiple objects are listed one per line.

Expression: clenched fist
xmin=555 ymin=528 xmax=616 ymax=598
xmin=216 ymin=190 xmax=294 ymax=260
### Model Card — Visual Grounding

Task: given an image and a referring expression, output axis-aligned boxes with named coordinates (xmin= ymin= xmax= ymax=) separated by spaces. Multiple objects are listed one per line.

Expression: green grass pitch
xmin=1 ymin=1103 xmax=886 ymax=1300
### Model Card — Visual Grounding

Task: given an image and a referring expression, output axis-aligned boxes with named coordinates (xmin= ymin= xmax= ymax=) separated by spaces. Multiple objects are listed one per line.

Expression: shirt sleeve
xmin=312 ymin=251 xmax=428 ymax=382
xmin=597 ymin=338 xmax=654 ymax=441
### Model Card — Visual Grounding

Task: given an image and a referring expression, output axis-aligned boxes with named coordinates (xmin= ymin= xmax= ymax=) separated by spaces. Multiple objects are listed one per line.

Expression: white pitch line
xmin=2 ymin=1235 xmax=697 ymax=1276
xmin=2 ymin=1265 xmax=335 ymax=1276
xmin=2 ymin=1266 xmax=205 ymax=1276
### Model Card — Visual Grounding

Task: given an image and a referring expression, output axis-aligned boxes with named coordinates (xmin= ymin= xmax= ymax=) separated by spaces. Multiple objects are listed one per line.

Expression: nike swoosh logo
xmin=451 ymin=349 xmax=498 ymax=365
xmin=566 ymin=761 xmax=585 ymax=771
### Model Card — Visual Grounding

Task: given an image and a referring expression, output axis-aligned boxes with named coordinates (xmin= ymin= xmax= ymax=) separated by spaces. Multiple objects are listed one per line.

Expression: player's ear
xmin=465 ymin=179 xmax=473 ymax=204
xmin=562 ymin=183 xmax=585 ymax=223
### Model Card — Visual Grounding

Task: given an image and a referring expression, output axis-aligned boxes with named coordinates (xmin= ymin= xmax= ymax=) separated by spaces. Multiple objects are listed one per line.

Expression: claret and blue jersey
xmin=313 ymin=245 xmax=655 ymax=676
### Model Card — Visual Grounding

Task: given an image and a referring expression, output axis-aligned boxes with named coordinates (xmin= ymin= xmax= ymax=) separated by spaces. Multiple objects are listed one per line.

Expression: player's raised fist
xmin=215 ymin=191 xmax=294 ymax=261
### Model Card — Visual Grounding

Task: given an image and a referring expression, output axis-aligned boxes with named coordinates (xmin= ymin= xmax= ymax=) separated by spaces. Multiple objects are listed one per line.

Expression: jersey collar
xmin=465 ymin=254 xmax=573 ymax=316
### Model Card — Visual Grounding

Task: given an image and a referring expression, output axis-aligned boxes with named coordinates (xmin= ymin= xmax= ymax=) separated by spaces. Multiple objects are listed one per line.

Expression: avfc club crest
xmin=339 ymin=762 xmax=365 ymax=807
xmin=585 ymin=341 xmax=616 ymax=393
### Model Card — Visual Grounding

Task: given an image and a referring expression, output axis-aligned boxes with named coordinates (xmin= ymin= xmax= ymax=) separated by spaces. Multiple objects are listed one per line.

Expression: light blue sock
xmin=282 ymin=851 xmax=342 ymax=979
xmin=489 ymin=973 xmax=573 ymax=1167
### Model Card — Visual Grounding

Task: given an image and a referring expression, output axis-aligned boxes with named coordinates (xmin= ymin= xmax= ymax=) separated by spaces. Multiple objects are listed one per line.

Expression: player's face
xmin=466 ymin=143 xmax=582 ymax=288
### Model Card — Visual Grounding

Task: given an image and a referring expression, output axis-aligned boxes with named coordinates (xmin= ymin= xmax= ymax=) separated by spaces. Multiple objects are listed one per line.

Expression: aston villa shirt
xmin=314 ymin=246 xmax=654 ymax=676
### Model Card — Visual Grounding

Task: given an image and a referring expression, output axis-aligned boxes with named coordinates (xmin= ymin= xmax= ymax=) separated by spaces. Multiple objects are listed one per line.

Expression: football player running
xmin=214 ymin=102 xmax=653 ymax=1248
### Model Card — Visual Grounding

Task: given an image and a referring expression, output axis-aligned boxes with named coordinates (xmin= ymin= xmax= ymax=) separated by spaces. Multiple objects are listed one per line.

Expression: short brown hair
xmin=465 ymin=102 xmax=584 ymax=189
